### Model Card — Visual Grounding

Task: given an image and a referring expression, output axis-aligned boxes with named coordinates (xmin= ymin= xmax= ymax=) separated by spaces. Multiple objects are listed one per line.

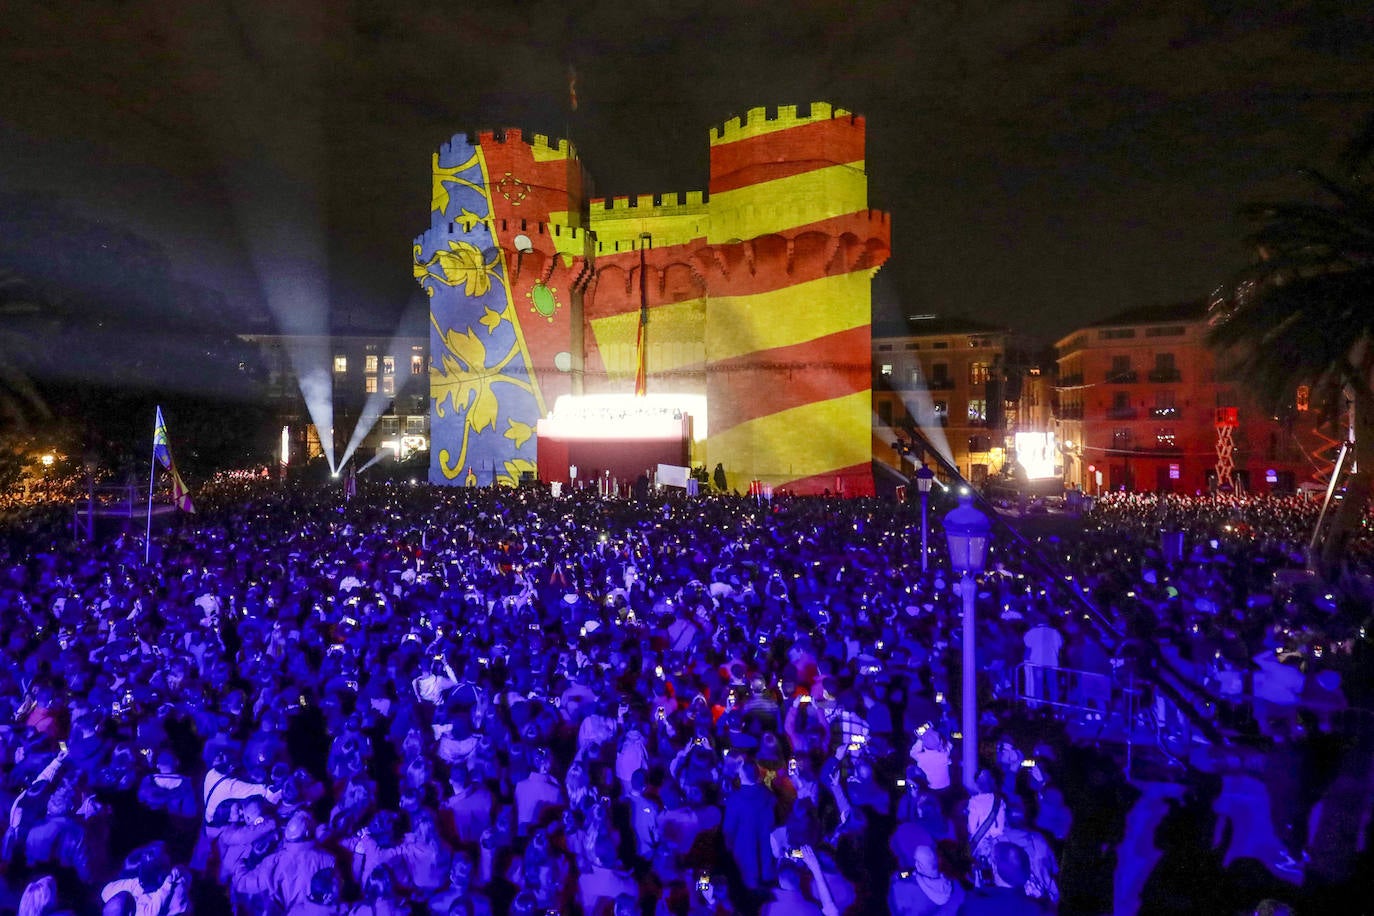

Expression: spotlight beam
xmin=337 ymin=295 xmax=429 ymax=470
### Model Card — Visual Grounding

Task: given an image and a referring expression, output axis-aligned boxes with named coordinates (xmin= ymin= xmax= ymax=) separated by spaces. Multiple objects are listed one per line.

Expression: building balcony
xmin=1057 ymin=374 xmax=1084 ymax=388
xmin=1106 ymin=444 xmax=1182 ymax=457
xmin=1056 ymin=405 xmax=1084 ymax=420
xmin=1148 ymin=369 xmax=1182 ymax=383
xmin=1106 ymin=406 xmax=1138 ymax=420
xmin=926 ymin=378 xmax=956 ymax=391
xmin=1149 ymin=406 xmax=1180 ymax=419
xmin=1106 ymin=371 xmax=1138 ymax=384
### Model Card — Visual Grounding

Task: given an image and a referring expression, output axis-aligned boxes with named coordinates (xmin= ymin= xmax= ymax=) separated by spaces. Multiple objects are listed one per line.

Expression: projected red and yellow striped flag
xmin=581 ymin=104 xmax=889 ymax=495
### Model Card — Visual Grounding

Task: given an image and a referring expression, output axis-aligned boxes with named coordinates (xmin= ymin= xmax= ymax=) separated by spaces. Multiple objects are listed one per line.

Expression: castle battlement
xmin=588 ymin=190 xmax=709 ymax=214
xmin=709 ymin=101 xmax=861 ymax=145
xmin=437 ymin=128 xmax=579 ymax=163
xmin=415 ymin=217 xmax=590 ymax=252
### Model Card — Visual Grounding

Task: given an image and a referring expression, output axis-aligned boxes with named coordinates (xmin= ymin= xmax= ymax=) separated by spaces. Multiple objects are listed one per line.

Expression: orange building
xmin=1055 ymin=302 xmax=1316 ymax=494
xmin=872 ymin=316 xmax=1028 ymax=484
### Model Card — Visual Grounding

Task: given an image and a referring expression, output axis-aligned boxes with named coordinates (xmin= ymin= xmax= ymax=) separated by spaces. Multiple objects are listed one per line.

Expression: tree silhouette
xmin=1208 ymin=112 xmax=1374 ymax=573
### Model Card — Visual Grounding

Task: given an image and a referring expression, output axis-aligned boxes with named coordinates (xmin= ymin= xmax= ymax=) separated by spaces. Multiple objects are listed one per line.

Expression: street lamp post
xmin=916 ymin=463 xmax=935 ymax=573
xmin=944 ymin=490 xmax=992 ymax=791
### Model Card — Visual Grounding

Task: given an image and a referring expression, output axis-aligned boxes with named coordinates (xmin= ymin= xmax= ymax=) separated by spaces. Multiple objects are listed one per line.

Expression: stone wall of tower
xmin=419 ymin=103 xmax=889 ymax=494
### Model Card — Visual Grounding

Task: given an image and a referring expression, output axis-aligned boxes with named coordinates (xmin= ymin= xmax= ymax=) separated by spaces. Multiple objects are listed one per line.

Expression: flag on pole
xmin=634 ymin=307 xmax=648 ymax=396
xmin=634 ymin=241 xmax=649 ymax=397
xmin=152 ymin=406 xmax=175 ymax=471
xmin=568 ymin=65 xmax=578 ymax=112
xmin=152 ymin=407 xmax=195 ymax=513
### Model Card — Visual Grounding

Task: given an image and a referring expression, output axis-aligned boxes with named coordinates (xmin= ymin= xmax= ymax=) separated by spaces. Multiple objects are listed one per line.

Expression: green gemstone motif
xmin=530 ymin=283 xmax=558 ymax=318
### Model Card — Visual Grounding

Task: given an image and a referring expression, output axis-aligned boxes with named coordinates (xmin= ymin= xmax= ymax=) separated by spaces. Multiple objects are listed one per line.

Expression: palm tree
xmin=1207 ymin=115 xmax=1374 ymax=573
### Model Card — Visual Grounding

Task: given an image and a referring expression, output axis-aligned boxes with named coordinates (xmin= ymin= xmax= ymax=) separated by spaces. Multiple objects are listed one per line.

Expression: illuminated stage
xmin=535 ymin=394 xmax=699 ymax=485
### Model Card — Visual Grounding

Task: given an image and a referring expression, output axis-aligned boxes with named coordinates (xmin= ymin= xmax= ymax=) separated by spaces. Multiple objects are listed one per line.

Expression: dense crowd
xmin=0 ymin=479 xmax=1362 ymax=916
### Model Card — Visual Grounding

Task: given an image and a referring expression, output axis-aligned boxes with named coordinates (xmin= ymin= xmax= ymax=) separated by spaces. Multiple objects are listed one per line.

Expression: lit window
xmin=1296 ymin=385 xmax=1310 ymax=412
xmin=1156 ymin=428 xmax=1177 ymax=448
xmin=380 ymin=416 xmax=399 ymax=436
xmin=968 ymin=399 xmax=987 ymax=422
xmin=411 ymin=354 xmax=424 ymax=375
xmin=880 ymin=364 xmax=893 ymax=377
xmin=969 ymin=362 xmax=990 ymax=384
xmin=365 ymin=355 xmax=378 ymax=373
xmin=333 ymin=355 xmax=347 ymax=373
xmin=382 ymin=376 xmax=395 ymax=396
xmin=382 ymin=356 xmax=395 ymax=375
xmin=365 ymin=376 xmax=377 ymax=394
xmin=406 ymin=415 xmax=426 ymax=434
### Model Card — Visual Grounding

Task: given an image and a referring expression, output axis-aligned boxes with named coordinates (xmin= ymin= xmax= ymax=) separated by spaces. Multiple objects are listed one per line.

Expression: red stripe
xmin=706 ymin=325 xmax=871 ymax=435
xmin=779 ymin=462 xmax=875 ymax=497
xmin=585 ymin=210 xmax=890 ymax=320
xmin=710 ymin=118 xmax=865 ymax=194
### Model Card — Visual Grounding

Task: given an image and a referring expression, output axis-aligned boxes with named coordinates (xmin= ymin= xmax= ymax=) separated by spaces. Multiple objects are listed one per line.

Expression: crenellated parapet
xmin=450 ymin=127 xmax=580 ymax=165
xmin=419 ymin=102 xmax=885 ymax=495
xmin=708 ymin=101 xmax=861 ymax=146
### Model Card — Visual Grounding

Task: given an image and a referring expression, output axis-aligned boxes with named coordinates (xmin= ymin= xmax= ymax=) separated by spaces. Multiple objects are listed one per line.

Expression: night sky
xmin=3 ymin=1 xmax=1372 ymax=345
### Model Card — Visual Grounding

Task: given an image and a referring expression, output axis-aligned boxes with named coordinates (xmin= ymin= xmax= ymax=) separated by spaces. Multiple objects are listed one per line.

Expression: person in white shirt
xmin=1023 ymin=618 xmax=1064 ymax=703
xmin=911 ymin=729 xmax=953 ymax=792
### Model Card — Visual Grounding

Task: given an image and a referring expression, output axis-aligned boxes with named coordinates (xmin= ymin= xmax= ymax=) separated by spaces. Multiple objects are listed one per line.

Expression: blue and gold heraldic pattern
xmin=413 ymin=136 xmax=541 ymax=487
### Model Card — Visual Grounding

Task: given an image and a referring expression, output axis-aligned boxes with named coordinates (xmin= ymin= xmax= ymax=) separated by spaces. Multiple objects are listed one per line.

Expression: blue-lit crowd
xmin=0 ymin=480 xmax=1362 ymax=916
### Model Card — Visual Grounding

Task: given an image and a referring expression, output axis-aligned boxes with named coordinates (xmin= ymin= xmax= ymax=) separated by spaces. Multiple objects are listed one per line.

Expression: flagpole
xmin=145 ymin=415 xmax=157 ymax=566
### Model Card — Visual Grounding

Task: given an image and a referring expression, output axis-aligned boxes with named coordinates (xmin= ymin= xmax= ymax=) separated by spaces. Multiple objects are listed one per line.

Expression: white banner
xmin=657 ymin=463 xmax=691 ymax=488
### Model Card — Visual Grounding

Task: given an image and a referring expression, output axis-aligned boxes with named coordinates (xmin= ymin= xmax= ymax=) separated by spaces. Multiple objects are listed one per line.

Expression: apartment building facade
xmin=872 ymin=316 xmax=1029 ymax=484
xmin=241 ymin=334 xmax=431 ymax=466
xmin=1054 ymin=302 xmax=1313 ymax=494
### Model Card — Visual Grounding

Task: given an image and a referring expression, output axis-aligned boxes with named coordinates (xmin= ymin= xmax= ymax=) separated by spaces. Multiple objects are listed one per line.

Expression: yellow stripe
xmin=589 ymin=299 xmax=707 ymax=376
xmin=705 ymin=271 xmax=869 ymax=364
xmin=707 ymin=161 xmax=867 ymax=241
xmin=706 ymin=390 xmax=871 ymax=483
xmin=709 ymin=104 xmax=851 ymax=146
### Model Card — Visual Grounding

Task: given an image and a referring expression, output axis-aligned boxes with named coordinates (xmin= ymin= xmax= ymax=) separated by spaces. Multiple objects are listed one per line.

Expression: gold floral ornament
xmin=429 ymin=241 xmax=502 ymax=298
xmin=412 ymin=245 xmax=436 ymax=297
xmin=430 ymin=315 xmax=537 ymax=481
xmin=498 ymin=459 xmax=538 ymax=487
xmin=504 ymin=418 xmax=534 ymax=448
xmin=431 ymin=325 xmax=502 ymax=434
xmin=479 ymin=307 xmax=505 ymax=334
xmin=431 ymin=152 xmax=482 ymax=214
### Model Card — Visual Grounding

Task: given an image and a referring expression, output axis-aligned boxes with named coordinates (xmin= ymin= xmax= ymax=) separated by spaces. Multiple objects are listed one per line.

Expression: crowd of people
xmin=0 ymin=478 xmax=1364 ymax=915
